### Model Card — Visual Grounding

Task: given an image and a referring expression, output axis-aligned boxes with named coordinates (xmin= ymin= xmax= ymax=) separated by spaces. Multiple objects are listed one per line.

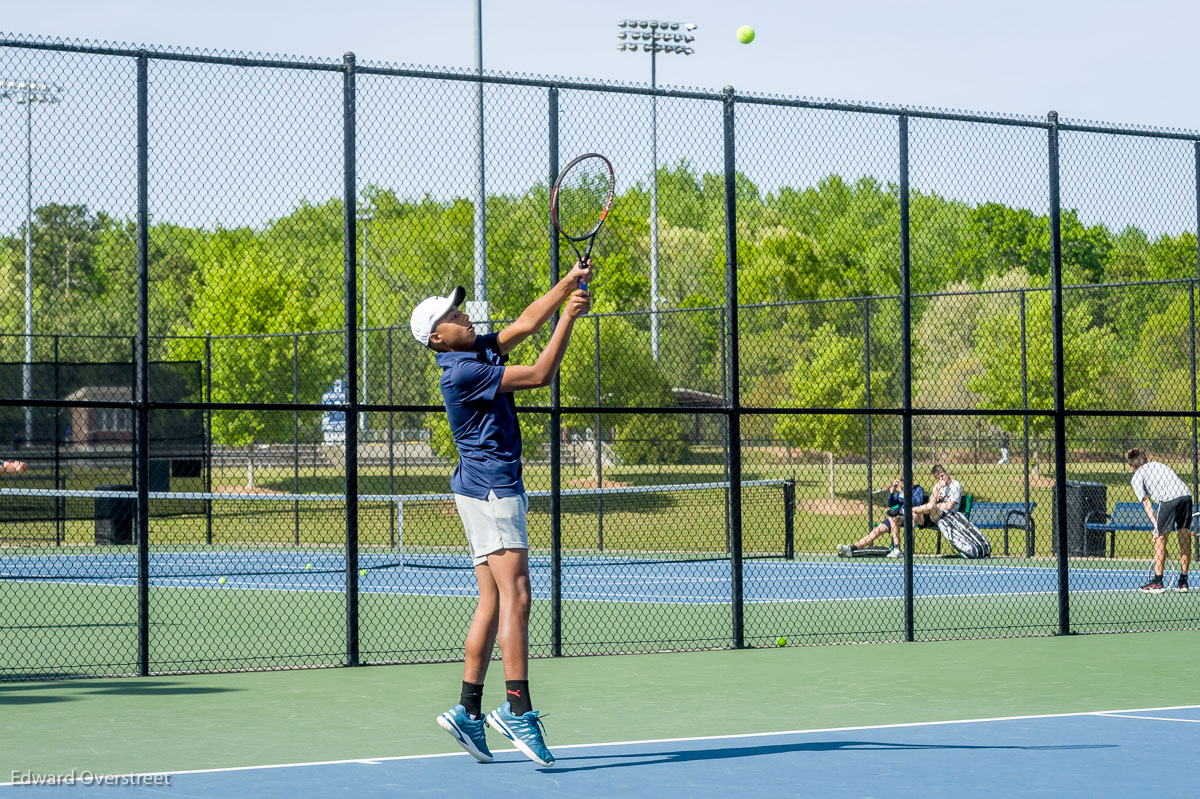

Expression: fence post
xmin=548 ymin=85 xmax=562 ymax=657
xmin=898 ymin=114 xmax=915 ymax=643
xmin=1020 ymin=291 xmax=1032 ymax=557
xmin=387 ymin=327 xmax=395 ymax=545
xmin=1047 ymin=111 xmax=1070 ymax=635
xmin=863 ymin=298 xmax=875 ymax=530
xmin=342 ymin=51 xmax=360 ymax=667
xmin=53 ymin=334 xmax=61 ymax=546
xmin=135 ymin=50 xmax=151 ymax=676
xmin=594 ymin=314 xmax=604 ymax=551
xmin=722 ymin=85 xmax=744 ymax=649
xmin=1192 ymin=140 xmax=1200 ymax=550
xmin=293 ymin=333 xmax=300 ymax=545
xmin=204 ymin=331 xmax=212 ymax=545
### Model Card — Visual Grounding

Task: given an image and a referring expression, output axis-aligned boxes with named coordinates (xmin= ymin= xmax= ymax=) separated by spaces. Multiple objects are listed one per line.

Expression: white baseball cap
xmin=409 ymin=286 xmax=466 ymax=346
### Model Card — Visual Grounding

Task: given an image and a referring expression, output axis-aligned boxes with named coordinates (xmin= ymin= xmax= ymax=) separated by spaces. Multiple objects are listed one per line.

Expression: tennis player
xmin=412 ymin=261 xmax=592 ymax=767
xmin=1126 ymin=448 xmax=1192 ymax=593
xmin=2 ymin=460 xmax=26 ymax=472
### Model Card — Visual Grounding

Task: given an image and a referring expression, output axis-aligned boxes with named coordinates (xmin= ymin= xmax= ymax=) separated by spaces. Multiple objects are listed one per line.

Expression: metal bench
xmin=966 ymin=500 xmax=1036 ymax=557
xmin=1086 ymin=501 xmax=1156 ymax=558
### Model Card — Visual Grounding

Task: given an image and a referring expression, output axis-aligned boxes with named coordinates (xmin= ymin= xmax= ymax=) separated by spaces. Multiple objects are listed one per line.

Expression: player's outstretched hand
xmin=566 ymin=259 xmax=594 ymax=287
xmin=563 ymin=289 xmax=591 ymax=319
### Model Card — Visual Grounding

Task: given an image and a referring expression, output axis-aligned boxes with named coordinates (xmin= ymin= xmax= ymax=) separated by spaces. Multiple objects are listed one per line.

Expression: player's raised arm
xmin=496 ymin=261 xmax=593 ymax=355
xmin=499 ymin=289 xmax=591 ymax=391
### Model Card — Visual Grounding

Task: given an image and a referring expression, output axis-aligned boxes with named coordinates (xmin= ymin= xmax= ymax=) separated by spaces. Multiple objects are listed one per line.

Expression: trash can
xmin=95 ymin=484 xmax=134 ymax=545
xmin=1051 ymin=481 xmax=1108 ymax=556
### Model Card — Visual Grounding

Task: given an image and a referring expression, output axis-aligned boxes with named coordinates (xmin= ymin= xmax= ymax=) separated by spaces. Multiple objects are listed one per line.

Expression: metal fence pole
xmin=135 ymin=51 xmax=151 ymax=676
xmin=1020 ymin=291 xmax=1032 ymax=557
xmin=204 ymin=331 xmax=212 ymax=545
xmin=53 ymin=334 xmax=61 ymax=546
xmin=387 ymin=327 xmax=395 ymax=545
xmin=548 ymin=85 xmax=562 ymax=657
xmin=722 ymin=86 xmax=744 ymax=649
xmin=863 ymin=297 xmax=874 ymax=532
xmin=898 ymin=114 xmax=915 ymax=642
xmin=342 ymin=52 xmax=360 ymax=667
xmin=1048 ymin=111 xmax=1070 ymax=635
xmin=293 ymin=333 xmax=300 ymax=545
xmin=1192 ymin=139 xmax=1200 ymax=553
xmin=594 ymin=315 xmax=603 ymax=552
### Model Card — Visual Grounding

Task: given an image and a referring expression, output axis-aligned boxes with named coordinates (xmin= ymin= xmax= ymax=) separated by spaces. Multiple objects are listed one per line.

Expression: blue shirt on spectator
xmin=435 ymin=332 xmax=524 ymax=499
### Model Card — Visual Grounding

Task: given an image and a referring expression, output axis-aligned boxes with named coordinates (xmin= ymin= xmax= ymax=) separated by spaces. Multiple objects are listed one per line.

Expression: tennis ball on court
xmin=305 ymin=563 xmax=313 ymax=570
xmin=737 ymin=25 xmax=755 ymax=44
xmin=218 ymin=577 xmax=226 ymax=585
xmin=776 ymin=636 xmax=787 ymax=647
xmin=360 ymin=569 xmax=366 ymax=576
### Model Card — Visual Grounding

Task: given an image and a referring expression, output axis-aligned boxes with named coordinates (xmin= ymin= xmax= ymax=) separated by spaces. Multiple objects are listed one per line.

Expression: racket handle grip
xmin=578 ymin=280 xmax=589 ymax=292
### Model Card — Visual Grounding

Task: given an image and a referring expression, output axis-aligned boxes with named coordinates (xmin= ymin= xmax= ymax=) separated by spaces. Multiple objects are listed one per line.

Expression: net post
xmin=342 ymin=51 xmax=360 ymax=667
xmin=722 ymin=85 xmax=744 ymax=649
xmin=783 ymin=479 xmax=795 ymax=560
xmin=899 ymin=113 xmax=915 ymax=643
xmin=1048 ymin=110 xmax=1071 ymax=636
xmin=135 ymin=50 xmax=151 ymax=677
xmin=548 ymin=84 xmax=562 ymax=658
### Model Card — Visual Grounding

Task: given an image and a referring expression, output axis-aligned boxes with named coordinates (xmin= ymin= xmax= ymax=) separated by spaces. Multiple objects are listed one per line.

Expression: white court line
xmin=4 ymin=703 xmax=1196 ymax=786
xmin=1093 ymin=712 xmax=1200 ymax=723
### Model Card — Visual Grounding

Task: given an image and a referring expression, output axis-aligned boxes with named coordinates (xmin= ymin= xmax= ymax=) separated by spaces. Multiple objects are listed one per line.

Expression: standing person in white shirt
xmin=1127 ymin=448 xmax=1193 ymax=593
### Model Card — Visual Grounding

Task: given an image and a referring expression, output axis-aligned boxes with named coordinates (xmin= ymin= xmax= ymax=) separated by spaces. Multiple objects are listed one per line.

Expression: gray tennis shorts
xmin=454 ymin=490 xmax=529 ymax=566
xmin=1155 ymin=495 xmax=1193 ymax=538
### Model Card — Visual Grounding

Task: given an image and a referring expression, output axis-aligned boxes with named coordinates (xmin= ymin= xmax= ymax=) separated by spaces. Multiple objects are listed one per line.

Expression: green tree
xmin=774 ymin=323 xmax=889 ymax=499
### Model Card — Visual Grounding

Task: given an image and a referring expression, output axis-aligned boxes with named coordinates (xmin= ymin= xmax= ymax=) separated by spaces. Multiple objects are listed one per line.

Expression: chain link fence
xmin=2 ymin=34 xmax=1199 ymax=679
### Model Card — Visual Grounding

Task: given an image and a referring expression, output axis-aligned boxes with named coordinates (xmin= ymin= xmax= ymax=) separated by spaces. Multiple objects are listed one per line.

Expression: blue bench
xmin=1086 ymin=502 xmax=1156 ymax=558
xmin=920 ymin=495 xmax=1035 ymax=557
xmin=967 ymin=500 xmax=1036 ymax=557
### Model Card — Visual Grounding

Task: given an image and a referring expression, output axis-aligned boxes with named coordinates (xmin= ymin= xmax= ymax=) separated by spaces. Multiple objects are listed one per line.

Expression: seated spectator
xmin=837 ymin=478 xmax=925 ymax=559
xmin=912 ymin=464 xmax=962 ymax=527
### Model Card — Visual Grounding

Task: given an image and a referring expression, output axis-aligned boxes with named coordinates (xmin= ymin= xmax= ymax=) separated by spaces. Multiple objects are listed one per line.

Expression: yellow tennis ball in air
xmin=218 ymin=577 xmax=226 ymax=585
xmin=737 ymin=25 xmax=755 ymax=44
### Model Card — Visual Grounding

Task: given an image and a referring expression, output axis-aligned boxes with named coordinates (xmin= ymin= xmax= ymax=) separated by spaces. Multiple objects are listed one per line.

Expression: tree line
xmin=1 ymin=163 xmax=1195 ymax=478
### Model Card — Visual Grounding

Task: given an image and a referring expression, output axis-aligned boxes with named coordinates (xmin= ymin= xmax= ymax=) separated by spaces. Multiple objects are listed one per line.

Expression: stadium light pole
xmin=2 ymin=79 xmax=62 ymax=449
xmin=358 ymin=210 xmax=374 ymax=435
xmin=617 ymin=20 xmax=696 ymax=361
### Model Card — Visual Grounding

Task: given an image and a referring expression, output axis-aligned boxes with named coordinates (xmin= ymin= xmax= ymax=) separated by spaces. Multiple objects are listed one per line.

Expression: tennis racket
xmin=550 ymin=153 xmax=615 ymax=292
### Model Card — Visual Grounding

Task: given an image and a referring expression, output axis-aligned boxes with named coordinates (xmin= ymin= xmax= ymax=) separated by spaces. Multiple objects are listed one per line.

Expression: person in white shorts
xmin=1127 ymin=448 xmax=1193 ymax=593
xmin=411 ymin=259 xmax=592 ymax=767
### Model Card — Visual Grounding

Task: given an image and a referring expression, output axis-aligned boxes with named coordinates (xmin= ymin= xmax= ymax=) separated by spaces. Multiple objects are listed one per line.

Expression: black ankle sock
xmin=505 ymin=680 xmax=532 ymax=715
xmin=460 ymin=681 xmax=484 ymax=719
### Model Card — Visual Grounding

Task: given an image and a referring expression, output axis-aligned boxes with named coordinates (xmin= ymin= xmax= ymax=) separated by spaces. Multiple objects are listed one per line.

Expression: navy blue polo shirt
xmin=435 ymin=332 xmax=524 ymax=499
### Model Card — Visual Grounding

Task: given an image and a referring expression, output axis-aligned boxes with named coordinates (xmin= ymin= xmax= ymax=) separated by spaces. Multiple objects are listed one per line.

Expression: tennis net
xmin=0 ymin=479 xmax=794 ymax=579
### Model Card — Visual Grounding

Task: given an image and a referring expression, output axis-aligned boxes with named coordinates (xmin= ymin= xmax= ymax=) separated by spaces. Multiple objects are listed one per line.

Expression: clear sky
xmin=4 ymin=0 xmax=1199 ymax=131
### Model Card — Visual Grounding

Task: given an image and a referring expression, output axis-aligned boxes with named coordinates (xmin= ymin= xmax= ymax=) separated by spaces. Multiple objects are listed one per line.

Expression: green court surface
xmin=2 ymin=630 xmax=1197 ymax=779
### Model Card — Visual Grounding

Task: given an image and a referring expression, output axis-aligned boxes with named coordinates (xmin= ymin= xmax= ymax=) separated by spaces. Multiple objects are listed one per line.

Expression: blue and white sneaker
xmin=436 ymin=704 xmax=493 ymax=763
xmin=485 ymin=702 xmax=554 ymax=766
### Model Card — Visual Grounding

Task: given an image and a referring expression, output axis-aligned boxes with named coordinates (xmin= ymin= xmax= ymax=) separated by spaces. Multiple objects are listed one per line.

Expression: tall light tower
xmin=617 ymin=20 xmax=696 ymax=361
xmin=2 ymin=78 xmax=62 ymax=448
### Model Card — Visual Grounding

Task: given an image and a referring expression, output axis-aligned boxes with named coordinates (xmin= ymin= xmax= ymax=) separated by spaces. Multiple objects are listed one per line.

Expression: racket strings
xmin=555 ymin=158 xmax=612 ymax=239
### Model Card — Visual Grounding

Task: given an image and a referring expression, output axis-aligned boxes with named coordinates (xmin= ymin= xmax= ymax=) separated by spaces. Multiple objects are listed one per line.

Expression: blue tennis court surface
xmin=0 ymin=551 xmax=1163 ymax=602
xmin=8 ymin=705 xmax=1196 ymax=796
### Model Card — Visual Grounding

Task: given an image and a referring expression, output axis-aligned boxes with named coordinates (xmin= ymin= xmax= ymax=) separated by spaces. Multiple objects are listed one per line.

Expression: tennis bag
xmin=935 ymin=511 xmax=992 ymax=558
